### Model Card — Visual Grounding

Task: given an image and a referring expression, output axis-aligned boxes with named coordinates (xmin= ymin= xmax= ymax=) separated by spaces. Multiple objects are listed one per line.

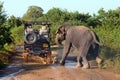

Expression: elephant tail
xmin=90 ymin=30 xmax=103 ymax=46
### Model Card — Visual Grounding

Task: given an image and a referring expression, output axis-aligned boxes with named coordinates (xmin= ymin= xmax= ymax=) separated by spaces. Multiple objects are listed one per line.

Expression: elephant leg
xmin=75 ymin=56 xmax=82 ymax=68
xmin=91 ymin=45 xmax=102 ymax=64
xmin=60 ymin=42 xmax=72 ymax=65
xmin=81 ymin=46 xmax=91 ymax=69
xmin=79 ymin=43 xmax=91 ymax=69
xmin=75 ymin=50 xmax=89 ymax=68
xmin=96 ymin=57 xmax=102 ymax=64
xmin=82 ymin=56 xmax=90 ymax=69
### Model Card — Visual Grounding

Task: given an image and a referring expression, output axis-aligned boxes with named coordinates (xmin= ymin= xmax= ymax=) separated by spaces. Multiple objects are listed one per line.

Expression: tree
xmin=97 ymin=8 xmax=120 ymax=27
xmin=22 ymin=6 xmax=43 ymax=21
xmin=0 ymin=2 xmax=12 ymax=48
xmin=87 ymin=14 xmax=101 ymax=27
xmin=0 ymin=2 xmax=6 ymax=26
xmin=6 ymin=15 xmax=22 ymax=28
xmin=46 ymin=8 xmax=63 ymax=23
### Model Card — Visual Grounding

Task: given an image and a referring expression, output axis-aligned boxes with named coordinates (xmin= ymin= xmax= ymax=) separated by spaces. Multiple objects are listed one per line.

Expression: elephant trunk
xmin=55 ymin=34 xmax=63 ymax=46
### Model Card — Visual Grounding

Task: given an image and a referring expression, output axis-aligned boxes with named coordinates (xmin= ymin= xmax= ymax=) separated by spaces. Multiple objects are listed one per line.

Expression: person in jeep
xmin=40 ymin=25 xmax=48 ymax=35
xmin=25 ymin=25 xmax=33 ymax=34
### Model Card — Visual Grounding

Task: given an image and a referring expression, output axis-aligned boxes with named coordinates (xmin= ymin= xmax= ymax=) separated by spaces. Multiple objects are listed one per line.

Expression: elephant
xmin=55 ymin=23 xmax=102 ymax=69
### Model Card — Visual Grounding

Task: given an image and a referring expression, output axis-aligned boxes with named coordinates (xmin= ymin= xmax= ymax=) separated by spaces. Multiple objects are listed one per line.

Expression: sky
xmin=1 ymin=0 xmax=120 ymax=17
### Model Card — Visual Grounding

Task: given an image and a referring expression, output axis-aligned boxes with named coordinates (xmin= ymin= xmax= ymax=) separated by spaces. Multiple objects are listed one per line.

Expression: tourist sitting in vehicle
xmin=39 ymin=25 xmax=48 ymax=35
xmin=25 ymin=25 xmax=33 ymax=34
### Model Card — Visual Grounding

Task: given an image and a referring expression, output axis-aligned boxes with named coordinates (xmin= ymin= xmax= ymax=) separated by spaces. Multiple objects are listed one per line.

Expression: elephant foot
xmin=75 ymin=63 xmax=81 ymax=68
xmin=96 ymin=57 xmax=102 ymax=64
xmin=60 ymin=60 xmax=65 ymax=65
xmin=82 ymin=64 xmax=90 ymax=69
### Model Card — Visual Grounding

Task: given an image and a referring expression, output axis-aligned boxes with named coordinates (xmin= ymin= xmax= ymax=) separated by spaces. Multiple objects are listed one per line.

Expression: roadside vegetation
xmin=0 ymin=2 xmax=120 ymax=73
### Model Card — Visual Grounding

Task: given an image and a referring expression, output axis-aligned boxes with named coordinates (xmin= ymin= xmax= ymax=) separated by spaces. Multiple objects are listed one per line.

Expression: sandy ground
xmin=0 ymin=46 xmax=120 ymax=80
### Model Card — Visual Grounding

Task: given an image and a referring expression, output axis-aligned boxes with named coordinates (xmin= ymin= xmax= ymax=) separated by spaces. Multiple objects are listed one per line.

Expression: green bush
xmin=10 ymin=25 xmax=24 ymax=45
xmin=91 ymin=26 xmax=120 ymax=73
xmin=50 ymin=23 xmax=60 ymax=44
xmin=0 ymin=49 xmax=10 ymax=69
xmin=0 ymin=50 xmax=10 ymax=63
xmin=4 ymin=43 xmax=15 ymax=52
xmin=103 ymin=56 xmax=120 ymax=73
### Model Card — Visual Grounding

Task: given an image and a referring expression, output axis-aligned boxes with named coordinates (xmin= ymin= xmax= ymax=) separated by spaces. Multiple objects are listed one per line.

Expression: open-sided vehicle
xmin=23 ymin=21 xmax=51 ymax=64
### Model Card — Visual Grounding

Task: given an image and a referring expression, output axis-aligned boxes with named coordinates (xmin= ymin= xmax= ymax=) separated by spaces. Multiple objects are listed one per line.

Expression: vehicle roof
xmin=24 ymin=21 xmax=51 ymax=25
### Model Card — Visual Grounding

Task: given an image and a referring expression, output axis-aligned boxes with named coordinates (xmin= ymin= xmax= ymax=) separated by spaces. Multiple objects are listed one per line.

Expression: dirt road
xmin=0 ymin=47 xmax=120 ymax=80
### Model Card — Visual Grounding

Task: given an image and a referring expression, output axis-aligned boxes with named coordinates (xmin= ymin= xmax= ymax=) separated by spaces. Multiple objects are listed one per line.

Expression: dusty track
xmin=0 ymin=46 xmax=120 ymax=80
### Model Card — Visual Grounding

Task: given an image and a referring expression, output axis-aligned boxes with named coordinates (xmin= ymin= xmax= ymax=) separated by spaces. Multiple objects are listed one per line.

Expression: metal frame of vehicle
xmin=23 ymin=21 xmax=52 ymax=64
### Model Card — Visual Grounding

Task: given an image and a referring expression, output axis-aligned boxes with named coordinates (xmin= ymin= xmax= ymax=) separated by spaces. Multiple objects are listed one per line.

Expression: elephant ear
xmin=60 ymin=26 xmax=66 ymax=35
xmin=56 ymin=22 xmax=70 ymax=35
xmin=56 ymin=26 xmax=64 ymax=34
xmin=56 ymin=28 xmax=62 ymax=35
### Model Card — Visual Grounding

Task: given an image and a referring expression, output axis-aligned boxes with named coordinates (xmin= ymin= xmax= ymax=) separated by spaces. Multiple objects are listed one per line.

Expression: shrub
xmin=10 ymin=25 xmax=24 ymax=45
xmin=50 ymin=23 xmax=60 ymax=44
xmin=91 ymin=26 xmax=120 ymax=73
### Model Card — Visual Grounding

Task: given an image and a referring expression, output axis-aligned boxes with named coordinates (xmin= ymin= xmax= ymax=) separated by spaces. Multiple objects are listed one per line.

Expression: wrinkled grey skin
xmin=55 ymin=24 xmax=102 ymax=69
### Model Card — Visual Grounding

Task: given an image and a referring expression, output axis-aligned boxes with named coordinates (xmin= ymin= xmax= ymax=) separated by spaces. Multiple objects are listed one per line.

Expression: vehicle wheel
xmin=25 ymin=32 xmax=37 ymax=44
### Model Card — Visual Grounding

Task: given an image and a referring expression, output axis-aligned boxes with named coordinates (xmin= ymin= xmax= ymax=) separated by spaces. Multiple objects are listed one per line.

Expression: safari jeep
xmin=23 ymin=21 xmax=52 ymax=64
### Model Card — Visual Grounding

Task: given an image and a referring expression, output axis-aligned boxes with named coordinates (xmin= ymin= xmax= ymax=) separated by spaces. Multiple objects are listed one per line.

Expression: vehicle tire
xmin=25 ymin=32 xmax=37 ymax=44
